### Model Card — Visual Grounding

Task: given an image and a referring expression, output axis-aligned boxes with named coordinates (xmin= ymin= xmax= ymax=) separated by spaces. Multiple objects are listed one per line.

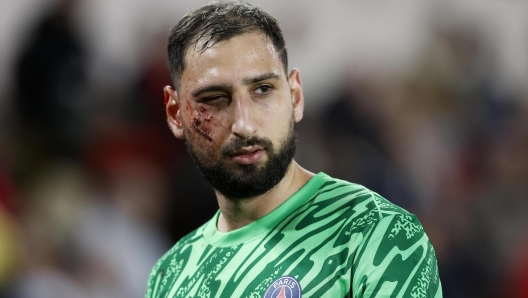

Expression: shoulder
xmin=145 ymin=222 xmax=208 ymax=298
xmin=152 ymin=221 xmax=207 ymax=269
xmin=309 ymin=174 xmax=431 ymax=253
xmin=312 ymin=175 xmax=443 ymax=296
xmin=311 ymin=174 xmax=414 ymax=224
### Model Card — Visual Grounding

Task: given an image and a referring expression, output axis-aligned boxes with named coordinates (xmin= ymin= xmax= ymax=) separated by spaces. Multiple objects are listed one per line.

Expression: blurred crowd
xmin=1 ymin=0 xmax=527 ymax=297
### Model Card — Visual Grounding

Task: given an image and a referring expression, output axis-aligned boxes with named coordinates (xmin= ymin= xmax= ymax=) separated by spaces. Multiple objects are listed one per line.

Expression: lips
xmin=231 ymin=148 xmax=264 ymax=165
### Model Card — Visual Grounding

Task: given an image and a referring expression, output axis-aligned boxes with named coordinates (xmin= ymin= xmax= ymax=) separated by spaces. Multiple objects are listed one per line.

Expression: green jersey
xmin=145 ymin=173 xmax=442 ymax=298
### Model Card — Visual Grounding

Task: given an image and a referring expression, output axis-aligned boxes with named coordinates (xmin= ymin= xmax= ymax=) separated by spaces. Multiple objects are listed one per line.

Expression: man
xmin=146 ymin=2 xmax=442 ymax=297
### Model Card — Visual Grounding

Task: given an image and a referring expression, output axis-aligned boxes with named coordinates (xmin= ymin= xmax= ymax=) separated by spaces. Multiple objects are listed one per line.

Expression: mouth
xmin=229 ymin=146 xmax=264 ymax=156
xmin=230 ymin=147 xmax=265 ymax=165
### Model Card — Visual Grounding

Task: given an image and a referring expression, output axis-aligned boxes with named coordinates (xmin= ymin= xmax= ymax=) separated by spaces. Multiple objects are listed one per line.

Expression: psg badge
xmin=263 ymin=276 xmax=302 ymax=298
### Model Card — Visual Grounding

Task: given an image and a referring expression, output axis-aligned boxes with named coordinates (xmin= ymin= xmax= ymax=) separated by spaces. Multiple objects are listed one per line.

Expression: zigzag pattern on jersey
xmin=146 ymin=178 xmax=441 ymax=298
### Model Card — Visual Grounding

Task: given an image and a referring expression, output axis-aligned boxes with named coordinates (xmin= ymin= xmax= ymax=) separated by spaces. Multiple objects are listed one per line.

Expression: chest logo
xmin=263 ymin=275 xmax=302 ymax=298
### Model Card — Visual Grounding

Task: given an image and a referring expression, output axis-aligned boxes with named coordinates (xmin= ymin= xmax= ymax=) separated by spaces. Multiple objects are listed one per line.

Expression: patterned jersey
xmin=145 ymin=173 xmax=442 ymax=298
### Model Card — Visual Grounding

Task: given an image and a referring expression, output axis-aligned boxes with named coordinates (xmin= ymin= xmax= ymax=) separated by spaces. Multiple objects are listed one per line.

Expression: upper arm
xmin=352 ymin=214 xmax=442 ymax=298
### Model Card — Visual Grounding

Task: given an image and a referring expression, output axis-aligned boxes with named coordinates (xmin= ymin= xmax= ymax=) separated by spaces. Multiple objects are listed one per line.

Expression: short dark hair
xmin=167 ymin=1 xmax=288 ymax=88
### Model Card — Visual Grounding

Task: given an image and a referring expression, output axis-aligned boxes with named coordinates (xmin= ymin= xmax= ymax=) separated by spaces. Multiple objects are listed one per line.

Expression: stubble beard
xmin=186 ymin=117 xmax=297 ymax=200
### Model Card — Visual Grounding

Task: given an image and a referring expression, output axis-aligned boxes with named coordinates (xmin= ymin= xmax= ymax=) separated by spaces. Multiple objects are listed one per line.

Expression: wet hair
xmin=167 ymin=1 xmax=288 ymax=88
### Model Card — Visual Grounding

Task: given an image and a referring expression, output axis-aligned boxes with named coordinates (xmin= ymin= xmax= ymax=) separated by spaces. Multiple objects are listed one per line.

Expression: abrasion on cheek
xmin=191 ymin=107 xmax=213 ymax=141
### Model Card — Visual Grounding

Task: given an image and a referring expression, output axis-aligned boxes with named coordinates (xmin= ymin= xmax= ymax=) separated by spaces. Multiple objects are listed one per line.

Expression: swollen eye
xmin=202 ymin=95 xmax=226 ymax=103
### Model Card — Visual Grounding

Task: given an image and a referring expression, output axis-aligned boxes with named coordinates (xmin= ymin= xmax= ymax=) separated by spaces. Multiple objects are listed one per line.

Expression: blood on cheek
xmin=189 ymin=106 xmax=215 ymax=142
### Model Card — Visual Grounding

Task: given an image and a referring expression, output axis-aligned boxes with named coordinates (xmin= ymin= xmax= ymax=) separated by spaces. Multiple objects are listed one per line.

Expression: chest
xmin=155 ymin=235 xmax=357 ymax=298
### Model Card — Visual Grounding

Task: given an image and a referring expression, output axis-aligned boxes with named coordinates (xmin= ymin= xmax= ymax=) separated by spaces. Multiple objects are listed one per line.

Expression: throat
xmin=215 ymin=161 xmax=313 ymax=232
xmin=216 ymin=195 xmax=265 ymax=232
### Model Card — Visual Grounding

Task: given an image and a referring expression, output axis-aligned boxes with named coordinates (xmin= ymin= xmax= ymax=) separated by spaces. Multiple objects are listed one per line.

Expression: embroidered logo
xmin=263 ymin=276 xmax=302 ymax=298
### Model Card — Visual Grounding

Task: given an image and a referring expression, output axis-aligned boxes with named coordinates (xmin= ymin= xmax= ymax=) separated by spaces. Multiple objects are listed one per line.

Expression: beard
xmin=186 ymin=118 xmax=296 ymax=200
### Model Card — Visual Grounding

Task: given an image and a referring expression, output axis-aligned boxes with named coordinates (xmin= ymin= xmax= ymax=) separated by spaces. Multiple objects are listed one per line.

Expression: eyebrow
xmin=191 ymin=72 xmax=280 ymax=98
xmin=242 ymin=72 xmax=280 ymax=85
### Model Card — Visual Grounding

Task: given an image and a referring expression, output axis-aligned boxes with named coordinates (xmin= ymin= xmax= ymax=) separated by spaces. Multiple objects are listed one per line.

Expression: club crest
xmin=263 ymin=275 xmax=302 ymax=298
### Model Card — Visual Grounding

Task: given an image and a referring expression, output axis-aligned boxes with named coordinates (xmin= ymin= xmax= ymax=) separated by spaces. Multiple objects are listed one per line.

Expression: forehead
xmin=180 ymin=32 xmax=284 ymax=90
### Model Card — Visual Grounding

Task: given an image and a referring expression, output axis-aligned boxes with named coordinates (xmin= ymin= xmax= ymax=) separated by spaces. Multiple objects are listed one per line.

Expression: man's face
xmin=166 ymin=32 xmax=304 ymax=199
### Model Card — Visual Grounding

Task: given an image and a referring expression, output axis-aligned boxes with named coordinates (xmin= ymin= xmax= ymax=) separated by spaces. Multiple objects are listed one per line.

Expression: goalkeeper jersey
xmin=145 ymin=172 xmax=442 ymax=298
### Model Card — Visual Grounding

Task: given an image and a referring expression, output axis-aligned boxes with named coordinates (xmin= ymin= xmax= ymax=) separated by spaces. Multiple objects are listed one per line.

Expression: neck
xmin=216 ymin=160 xmax=314 ymax=232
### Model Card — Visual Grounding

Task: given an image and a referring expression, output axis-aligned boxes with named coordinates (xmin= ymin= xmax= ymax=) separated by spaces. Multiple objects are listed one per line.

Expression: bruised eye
xmin=201 ymin=94 xmax=227 ymax=103
xmin=254 ymin=85 xmax=272 ymax=95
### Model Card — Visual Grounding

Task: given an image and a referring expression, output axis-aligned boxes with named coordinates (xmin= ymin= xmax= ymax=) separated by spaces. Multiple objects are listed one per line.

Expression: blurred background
xmin=1 ymin=0 xmax=527 ymax=297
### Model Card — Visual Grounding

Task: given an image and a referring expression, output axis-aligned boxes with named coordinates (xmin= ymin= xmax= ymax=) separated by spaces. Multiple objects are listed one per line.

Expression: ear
xmin=165 ymin=86 xmax=185 ymax=139
xmin=288 ymin=68 xmax=304 ymax=123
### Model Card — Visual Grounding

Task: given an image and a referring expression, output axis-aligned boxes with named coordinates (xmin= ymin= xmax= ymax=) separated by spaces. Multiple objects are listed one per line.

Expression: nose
xmin=230 ymin=95 xmax=257 ymax=139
